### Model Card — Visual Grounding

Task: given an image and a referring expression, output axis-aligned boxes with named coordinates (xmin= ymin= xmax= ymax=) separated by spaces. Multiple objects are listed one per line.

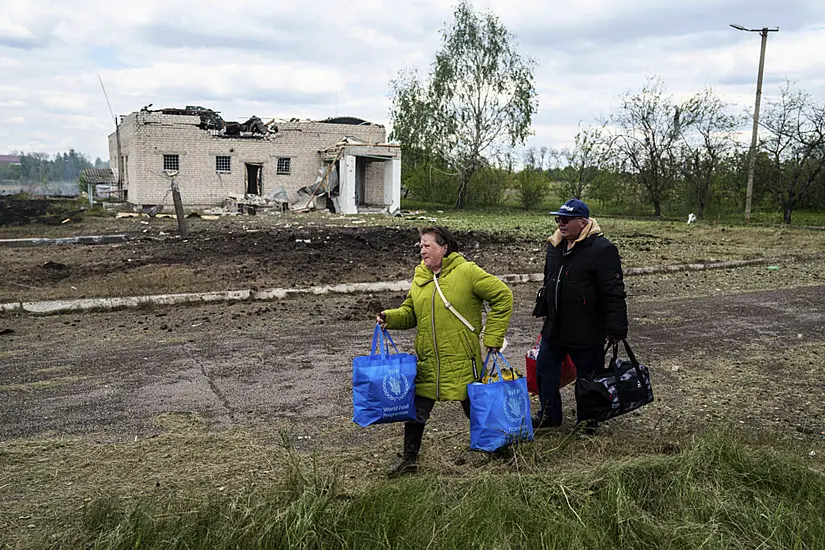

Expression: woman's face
xmin=420 ymin=232 xmax=448 ymax=272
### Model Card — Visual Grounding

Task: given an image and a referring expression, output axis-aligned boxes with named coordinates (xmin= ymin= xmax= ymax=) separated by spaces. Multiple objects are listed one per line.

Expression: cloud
xmin=1 ymin=0 xmax=824 ymax=162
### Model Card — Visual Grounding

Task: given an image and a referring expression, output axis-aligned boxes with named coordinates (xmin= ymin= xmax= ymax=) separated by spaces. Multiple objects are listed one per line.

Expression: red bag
xmin=525 ymin=336 xmax=577 ymax=395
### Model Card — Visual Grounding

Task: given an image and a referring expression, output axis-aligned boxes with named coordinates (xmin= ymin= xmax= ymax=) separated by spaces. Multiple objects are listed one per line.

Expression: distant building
xmin=80 ymin=167 xmax=118 ymax=199
xmin=0 ymin=155 xmax=22 ymax=166
xmin=107 ymin=107 xmax=401 ymax=215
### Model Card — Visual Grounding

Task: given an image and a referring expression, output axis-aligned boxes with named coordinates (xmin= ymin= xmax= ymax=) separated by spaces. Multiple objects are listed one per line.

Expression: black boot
xmin=532 ymin=412 xmax=561 ymax=430
xmin=388 ymin=422 xmax=424 ymax=478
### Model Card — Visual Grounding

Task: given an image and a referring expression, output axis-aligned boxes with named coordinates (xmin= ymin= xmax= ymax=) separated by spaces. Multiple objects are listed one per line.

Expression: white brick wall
xmin=364 ymin=159 xmax=385 ymax=205
xmin=109 ymin=112 xmax=389 ymax=208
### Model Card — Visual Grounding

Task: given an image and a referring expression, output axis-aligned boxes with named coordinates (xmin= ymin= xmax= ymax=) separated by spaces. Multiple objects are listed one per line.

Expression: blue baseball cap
xmin=550 ymin=198 xmax=590 ymax=218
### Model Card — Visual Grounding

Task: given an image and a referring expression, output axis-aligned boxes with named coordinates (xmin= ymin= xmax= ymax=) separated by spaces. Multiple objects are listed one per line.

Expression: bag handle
xmin=482 ymin=350 xmax=503 ymax=382
xmin=383 ymin=328 xmax=401 ymax=355
xmin=370 ymin=324 xmax=387 ymax=358
xmin=370 ymin=325 xmax=401 ymax=358
xmin=609 ymin=339 xmax=644 ymax=380
xmin=481 ymin=350 xmax=516 ymax=383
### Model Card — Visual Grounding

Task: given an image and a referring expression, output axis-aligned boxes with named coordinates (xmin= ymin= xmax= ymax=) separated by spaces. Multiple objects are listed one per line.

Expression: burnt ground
xmin=0 ymin=218 xmax=544 ymax=302
xmin=3 ymin=211 xmax=824 ymax=303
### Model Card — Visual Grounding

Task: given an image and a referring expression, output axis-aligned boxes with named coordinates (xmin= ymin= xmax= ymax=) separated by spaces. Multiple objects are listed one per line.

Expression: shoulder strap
xmin=433 ymin=274 xmax=476 ymax=333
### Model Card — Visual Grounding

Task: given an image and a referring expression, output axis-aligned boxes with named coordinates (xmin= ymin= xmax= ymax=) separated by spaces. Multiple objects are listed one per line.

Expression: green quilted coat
xmin=384 ymin=253 xmax=513 ymax=401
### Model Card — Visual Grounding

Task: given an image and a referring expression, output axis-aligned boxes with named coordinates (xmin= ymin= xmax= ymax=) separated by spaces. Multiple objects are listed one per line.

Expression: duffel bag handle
xmin=609 ymin=338 xmax=644 ymax=380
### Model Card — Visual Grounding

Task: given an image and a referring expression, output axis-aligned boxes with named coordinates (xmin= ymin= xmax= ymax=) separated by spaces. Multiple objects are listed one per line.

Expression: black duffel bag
xmin=575 ymin=339 xmax=654 ymax=422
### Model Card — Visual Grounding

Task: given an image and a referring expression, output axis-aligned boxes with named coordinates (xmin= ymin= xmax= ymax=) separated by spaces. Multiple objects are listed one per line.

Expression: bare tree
xmin=558 ymin=125 xmax=611 ymax=199
xmin=759 ymin=83 xmax=825 ymax=224
xmin=523 ymin=146 xmax=552 ymax=171
xmin=679 ymin=89 xmax=743 ymax=216
xmin=608 ymin=77 xmax=701 ymax=216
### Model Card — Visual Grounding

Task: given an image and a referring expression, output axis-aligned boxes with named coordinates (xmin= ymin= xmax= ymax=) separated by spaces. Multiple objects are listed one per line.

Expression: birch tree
xmin=389 ymin=0 xmax=537 ymax=208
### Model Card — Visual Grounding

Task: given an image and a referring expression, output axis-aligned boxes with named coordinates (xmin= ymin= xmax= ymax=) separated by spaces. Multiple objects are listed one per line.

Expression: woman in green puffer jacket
xmin=376 ymin=226 xmax=513 ymax=477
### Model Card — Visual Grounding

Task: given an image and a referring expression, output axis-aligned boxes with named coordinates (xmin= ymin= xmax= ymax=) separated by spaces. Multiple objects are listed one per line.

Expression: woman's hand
xmin=376 ymin=311 xmax=387 ymax=329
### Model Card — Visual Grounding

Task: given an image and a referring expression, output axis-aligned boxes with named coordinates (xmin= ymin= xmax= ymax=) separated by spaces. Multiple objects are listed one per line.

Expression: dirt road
xmin=2 ymin=270 xmax=823 ymax=446
xmin=2 ymin=217 xmax=824 ymax=448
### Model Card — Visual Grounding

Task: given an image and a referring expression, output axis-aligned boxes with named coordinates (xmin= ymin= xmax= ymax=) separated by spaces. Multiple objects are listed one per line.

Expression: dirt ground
xmin=1 ymin=215 xmax=824 ymax=442
xmin=3 ymin=211 xmax=824 ymax=303
xmin=1 ymin=215 xmax=824 ymax=546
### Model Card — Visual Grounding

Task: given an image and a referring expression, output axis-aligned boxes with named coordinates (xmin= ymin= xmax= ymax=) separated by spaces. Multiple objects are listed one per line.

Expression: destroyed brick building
xmin=107 ymin=107 xmax=401 ymax=215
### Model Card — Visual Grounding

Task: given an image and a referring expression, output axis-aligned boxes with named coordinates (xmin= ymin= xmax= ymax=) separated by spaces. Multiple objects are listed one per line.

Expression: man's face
xmin=556 ymin=216 xmax=588 ymax=240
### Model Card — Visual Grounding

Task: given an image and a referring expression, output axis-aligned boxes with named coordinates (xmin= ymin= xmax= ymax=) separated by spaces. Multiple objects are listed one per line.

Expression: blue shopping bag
xmin=468 ymin=351 xmax=534 ymax=452
xmin=352 ymin=325 xmax=418 ymax=427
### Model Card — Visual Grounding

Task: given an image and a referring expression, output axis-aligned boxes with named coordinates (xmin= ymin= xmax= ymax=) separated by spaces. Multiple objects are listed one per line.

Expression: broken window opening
xmin=163 ymin=154 xmax=179 ymax=172
xmin=216 ymin=156 xmax=231 ymax=173
xmin=276 ymin=157 xmax=291 ymax=175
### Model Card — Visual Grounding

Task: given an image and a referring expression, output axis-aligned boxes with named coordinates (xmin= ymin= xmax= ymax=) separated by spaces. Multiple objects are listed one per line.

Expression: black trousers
xmin=536 ymin=339 xmax=603 ymax=424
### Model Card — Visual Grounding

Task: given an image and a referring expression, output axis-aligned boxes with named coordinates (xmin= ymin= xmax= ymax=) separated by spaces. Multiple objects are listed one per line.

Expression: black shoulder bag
xmin=532 ymin=285 xmax=548 ymax=317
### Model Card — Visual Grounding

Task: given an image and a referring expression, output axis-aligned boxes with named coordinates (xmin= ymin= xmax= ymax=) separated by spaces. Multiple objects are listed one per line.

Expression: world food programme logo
xmin=382 ymin=369 xmax=410 ymax=402
xmin=503 ymin=388 xmax=526 ymax=423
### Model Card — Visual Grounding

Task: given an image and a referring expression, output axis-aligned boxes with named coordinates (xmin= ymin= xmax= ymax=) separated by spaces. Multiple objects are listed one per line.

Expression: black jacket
xmin=540 ymin=233 xmax=628 ymax=349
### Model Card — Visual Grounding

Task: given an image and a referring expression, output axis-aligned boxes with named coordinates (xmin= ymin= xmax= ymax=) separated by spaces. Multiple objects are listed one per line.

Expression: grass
xmin=31 ymin=431 xmax=825 ymax=549
xmin=401 ymin=199 xmax=825 ymax=228
xmin=390 ymin=207 xmax=825 ymax=269
xmin=0 ymin=374 xmax=87 ymax=392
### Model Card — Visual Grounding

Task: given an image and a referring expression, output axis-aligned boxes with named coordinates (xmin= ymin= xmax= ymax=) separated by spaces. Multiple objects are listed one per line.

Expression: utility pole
xmin=730 ymin=24 xmax=779 ymax=222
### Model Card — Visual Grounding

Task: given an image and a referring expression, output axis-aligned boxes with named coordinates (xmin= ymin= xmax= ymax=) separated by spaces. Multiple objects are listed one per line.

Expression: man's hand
xmin=486 ymin=346 xmax=500 ymax=355
xmin=376 ymin=311 xmax=387 ymax=330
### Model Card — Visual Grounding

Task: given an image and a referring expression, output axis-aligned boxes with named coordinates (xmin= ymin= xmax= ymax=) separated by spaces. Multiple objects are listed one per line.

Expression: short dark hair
xmin=420 ymin=225 xmax=459 ymax=255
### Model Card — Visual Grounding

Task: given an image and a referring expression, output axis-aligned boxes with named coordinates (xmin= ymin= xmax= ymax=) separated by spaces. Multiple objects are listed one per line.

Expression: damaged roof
xmin=143 ymin=106 xmax=378 ymax=127
xmin=319 ymin=116 xmax=372 ymax=125
xmin=81 ymin=168 xmax=116 ymax=184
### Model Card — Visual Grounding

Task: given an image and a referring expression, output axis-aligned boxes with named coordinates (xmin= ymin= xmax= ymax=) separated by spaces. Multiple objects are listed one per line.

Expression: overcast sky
xmin=2 ymin=0 xmax=824 ymax=162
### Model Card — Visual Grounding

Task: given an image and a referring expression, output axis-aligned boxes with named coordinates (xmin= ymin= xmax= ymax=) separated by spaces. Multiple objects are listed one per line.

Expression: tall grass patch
xmin=77 ymin=431 xmax=825 ymax=549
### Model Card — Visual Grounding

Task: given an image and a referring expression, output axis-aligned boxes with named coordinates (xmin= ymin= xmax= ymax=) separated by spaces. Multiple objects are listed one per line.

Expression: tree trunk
xmin=653 ymin=198 xmax=662 ymax=217
xmin=783 ymin=206 xmax=792 ymax=225
xmin=455 ymin=164 xmax=477 ymax=209
xmin=455 ymin=176 xmax=467 ymax=209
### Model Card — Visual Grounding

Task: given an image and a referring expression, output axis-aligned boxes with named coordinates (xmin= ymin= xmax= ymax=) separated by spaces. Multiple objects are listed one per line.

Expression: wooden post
xmin=171 ymin=178 xmax=189 ymax=239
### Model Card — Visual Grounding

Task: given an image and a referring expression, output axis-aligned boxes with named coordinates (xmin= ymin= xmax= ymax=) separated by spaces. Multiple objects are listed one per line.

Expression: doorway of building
xmin=355 ymin=158 xmax=367 ymax=205
xmin=246 ymin=163 xmax=262 ymax=195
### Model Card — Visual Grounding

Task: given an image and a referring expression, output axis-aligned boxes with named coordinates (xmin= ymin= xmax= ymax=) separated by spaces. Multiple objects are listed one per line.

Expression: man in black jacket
xmin=532 ymin=199 xmax=628 ymax=432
